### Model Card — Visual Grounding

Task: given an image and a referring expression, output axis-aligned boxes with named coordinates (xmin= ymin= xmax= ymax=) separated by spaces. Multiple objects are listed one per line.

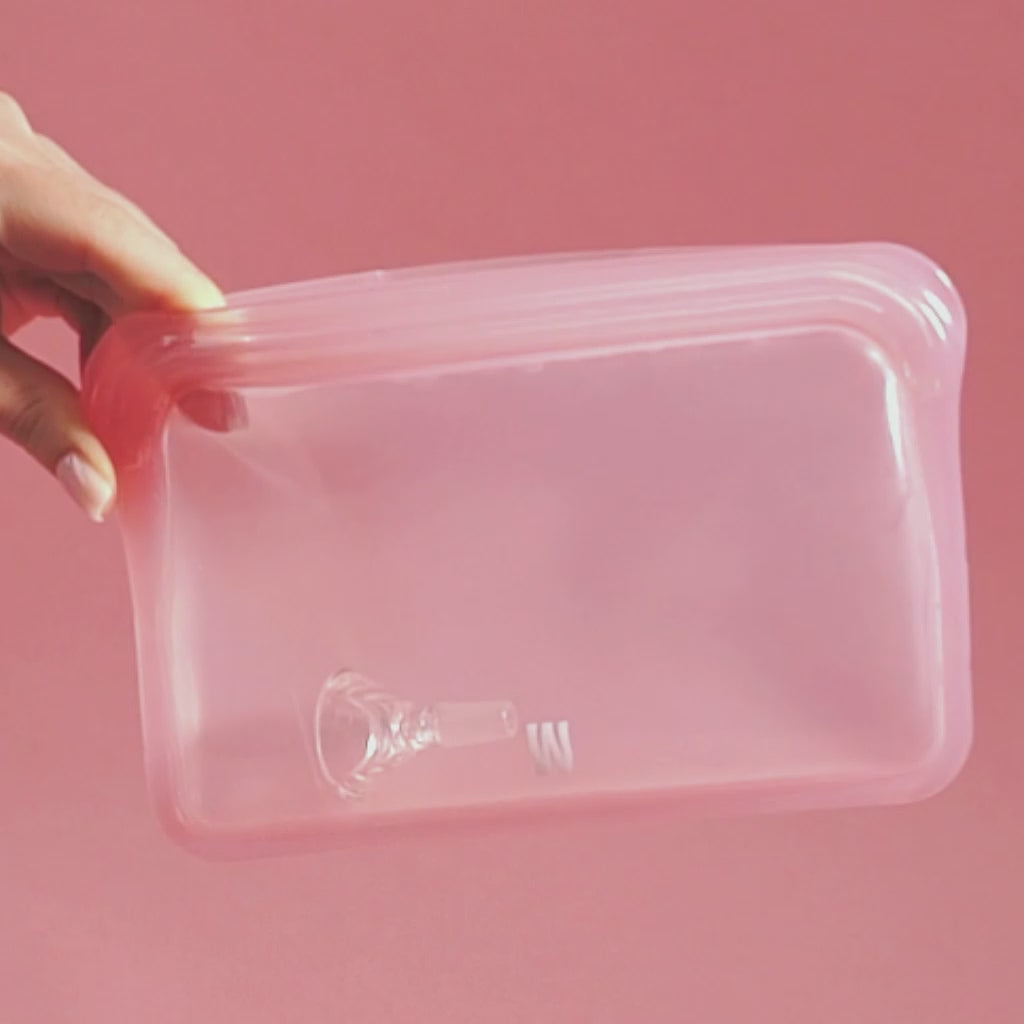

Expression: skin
xmin=0 ymin=90 xmax=223 ymax=519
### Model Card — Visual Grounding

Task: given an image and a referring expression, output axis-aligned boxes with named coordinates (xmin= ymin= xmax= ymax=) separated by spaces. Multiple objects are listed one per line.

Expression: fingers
xmin=177 ymin=389 xmax=249 ymax=433
xmin=0 ymin=90 xmax=215 ymax=314
xmin=0 ymin=162 xmax=223 ymax=317
xmin=0 ymin=93 xmax=229 ymax=519
xmin=0 ymin=333 xmax=115 ymax=521
xmin=31 ymin=133 xmax=181 ymax=250
xmin=2 ymin=274 xmax=111 ymax=364
xmin=0 ymin=91 xmax=32 ymax=135
xmin=43 ymin=270 xmax=123 ymax=324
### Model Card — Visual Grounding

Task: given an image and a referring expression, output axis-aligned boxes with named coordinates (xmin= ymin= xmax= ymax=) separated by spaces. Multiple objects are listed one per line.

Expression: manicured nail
xmin=56 ymin=452 xmax=115 ymax=522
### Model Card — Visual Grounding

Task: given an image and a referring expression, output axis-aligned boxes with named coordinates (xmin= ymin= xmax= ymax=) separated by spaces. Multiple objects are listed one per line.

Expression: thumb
xmin=0 ymin=333 xmax=116 ymax=521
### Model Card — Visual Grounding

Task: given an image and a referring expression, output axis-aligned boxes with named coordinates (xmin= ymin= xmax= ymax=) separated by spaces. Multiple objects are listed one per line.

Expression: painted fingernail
xmin=56 ymin=452 xmax=115 ymax=522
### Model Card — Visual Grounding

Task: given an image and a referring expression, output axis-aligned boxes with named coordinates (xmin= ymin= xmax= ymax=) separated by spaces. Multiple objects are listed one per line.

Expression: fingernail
xmin=56 ymin=452 xmax=115 ymax=522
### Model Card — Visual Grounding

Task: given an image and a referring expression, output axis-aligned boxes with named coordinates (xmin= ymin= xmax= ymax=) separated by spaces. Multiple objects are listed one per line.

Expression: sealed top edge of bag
xmin=98 ymin=243 xmax=963 ymax=345
xmin=81 ymin=243 xmax=966 ymax=434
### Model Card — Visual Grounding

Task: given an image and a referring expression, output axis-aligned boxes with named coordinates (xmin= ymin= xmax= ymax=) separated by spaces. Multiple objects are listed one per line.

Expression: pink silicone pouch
xmin=83 ymin=244 xmax=971 ymax=858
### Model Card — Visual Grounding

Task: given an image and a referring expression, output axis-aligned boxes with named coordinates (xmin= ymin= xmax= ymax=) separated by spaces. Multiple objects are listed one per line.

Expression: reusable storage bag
xmin=83 ymin=244 xmax=971 ymax=857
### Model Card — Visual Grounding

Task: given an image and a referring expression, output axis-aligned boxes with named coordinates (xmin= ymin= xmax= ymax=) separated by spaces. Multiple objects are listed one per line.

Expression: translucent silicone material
xmin=82 ymin=244 xmax=971 ymax=858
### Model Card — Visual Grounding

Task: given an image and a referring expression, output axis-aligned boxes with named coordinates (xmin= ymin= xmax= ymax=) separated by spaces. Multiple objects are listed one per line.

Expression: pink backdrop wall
xmin=2 ymin=2 xmax=1022 ymax=1021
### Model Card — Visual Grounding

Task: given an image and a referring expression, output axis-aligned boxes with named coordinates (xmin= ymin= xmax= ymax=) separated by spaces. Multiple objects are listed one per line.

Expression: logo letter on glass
xmin=526 ymin=721 xmax=574 ymax=774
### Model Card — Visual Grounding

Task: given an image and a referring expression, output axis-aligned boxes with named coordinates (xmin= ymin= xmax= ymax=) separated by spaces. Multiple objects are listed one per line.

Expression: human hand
xmin=0 ymin=91 xmax=223 ymax=521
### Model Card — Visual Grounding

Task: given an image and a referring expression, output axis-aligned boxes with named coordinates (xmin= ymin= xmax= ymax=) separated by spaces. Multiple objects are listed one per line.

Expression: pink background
xmin=1 ymin=2 xmax=1021 ymax=1021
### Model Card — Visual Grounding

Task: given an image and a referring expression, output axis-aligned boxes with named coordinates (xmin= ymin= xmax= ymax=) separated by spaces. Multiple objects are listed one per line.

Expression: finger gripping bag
xmin=82 ymin=244 xmax=971 ymax=858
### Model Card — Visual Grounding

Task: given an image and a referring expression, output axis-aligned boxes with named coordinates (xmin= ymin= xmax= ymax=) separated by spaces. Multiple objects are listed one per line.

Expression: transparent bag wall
xmin=83 ymin=245 xmax=971 ymax=857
